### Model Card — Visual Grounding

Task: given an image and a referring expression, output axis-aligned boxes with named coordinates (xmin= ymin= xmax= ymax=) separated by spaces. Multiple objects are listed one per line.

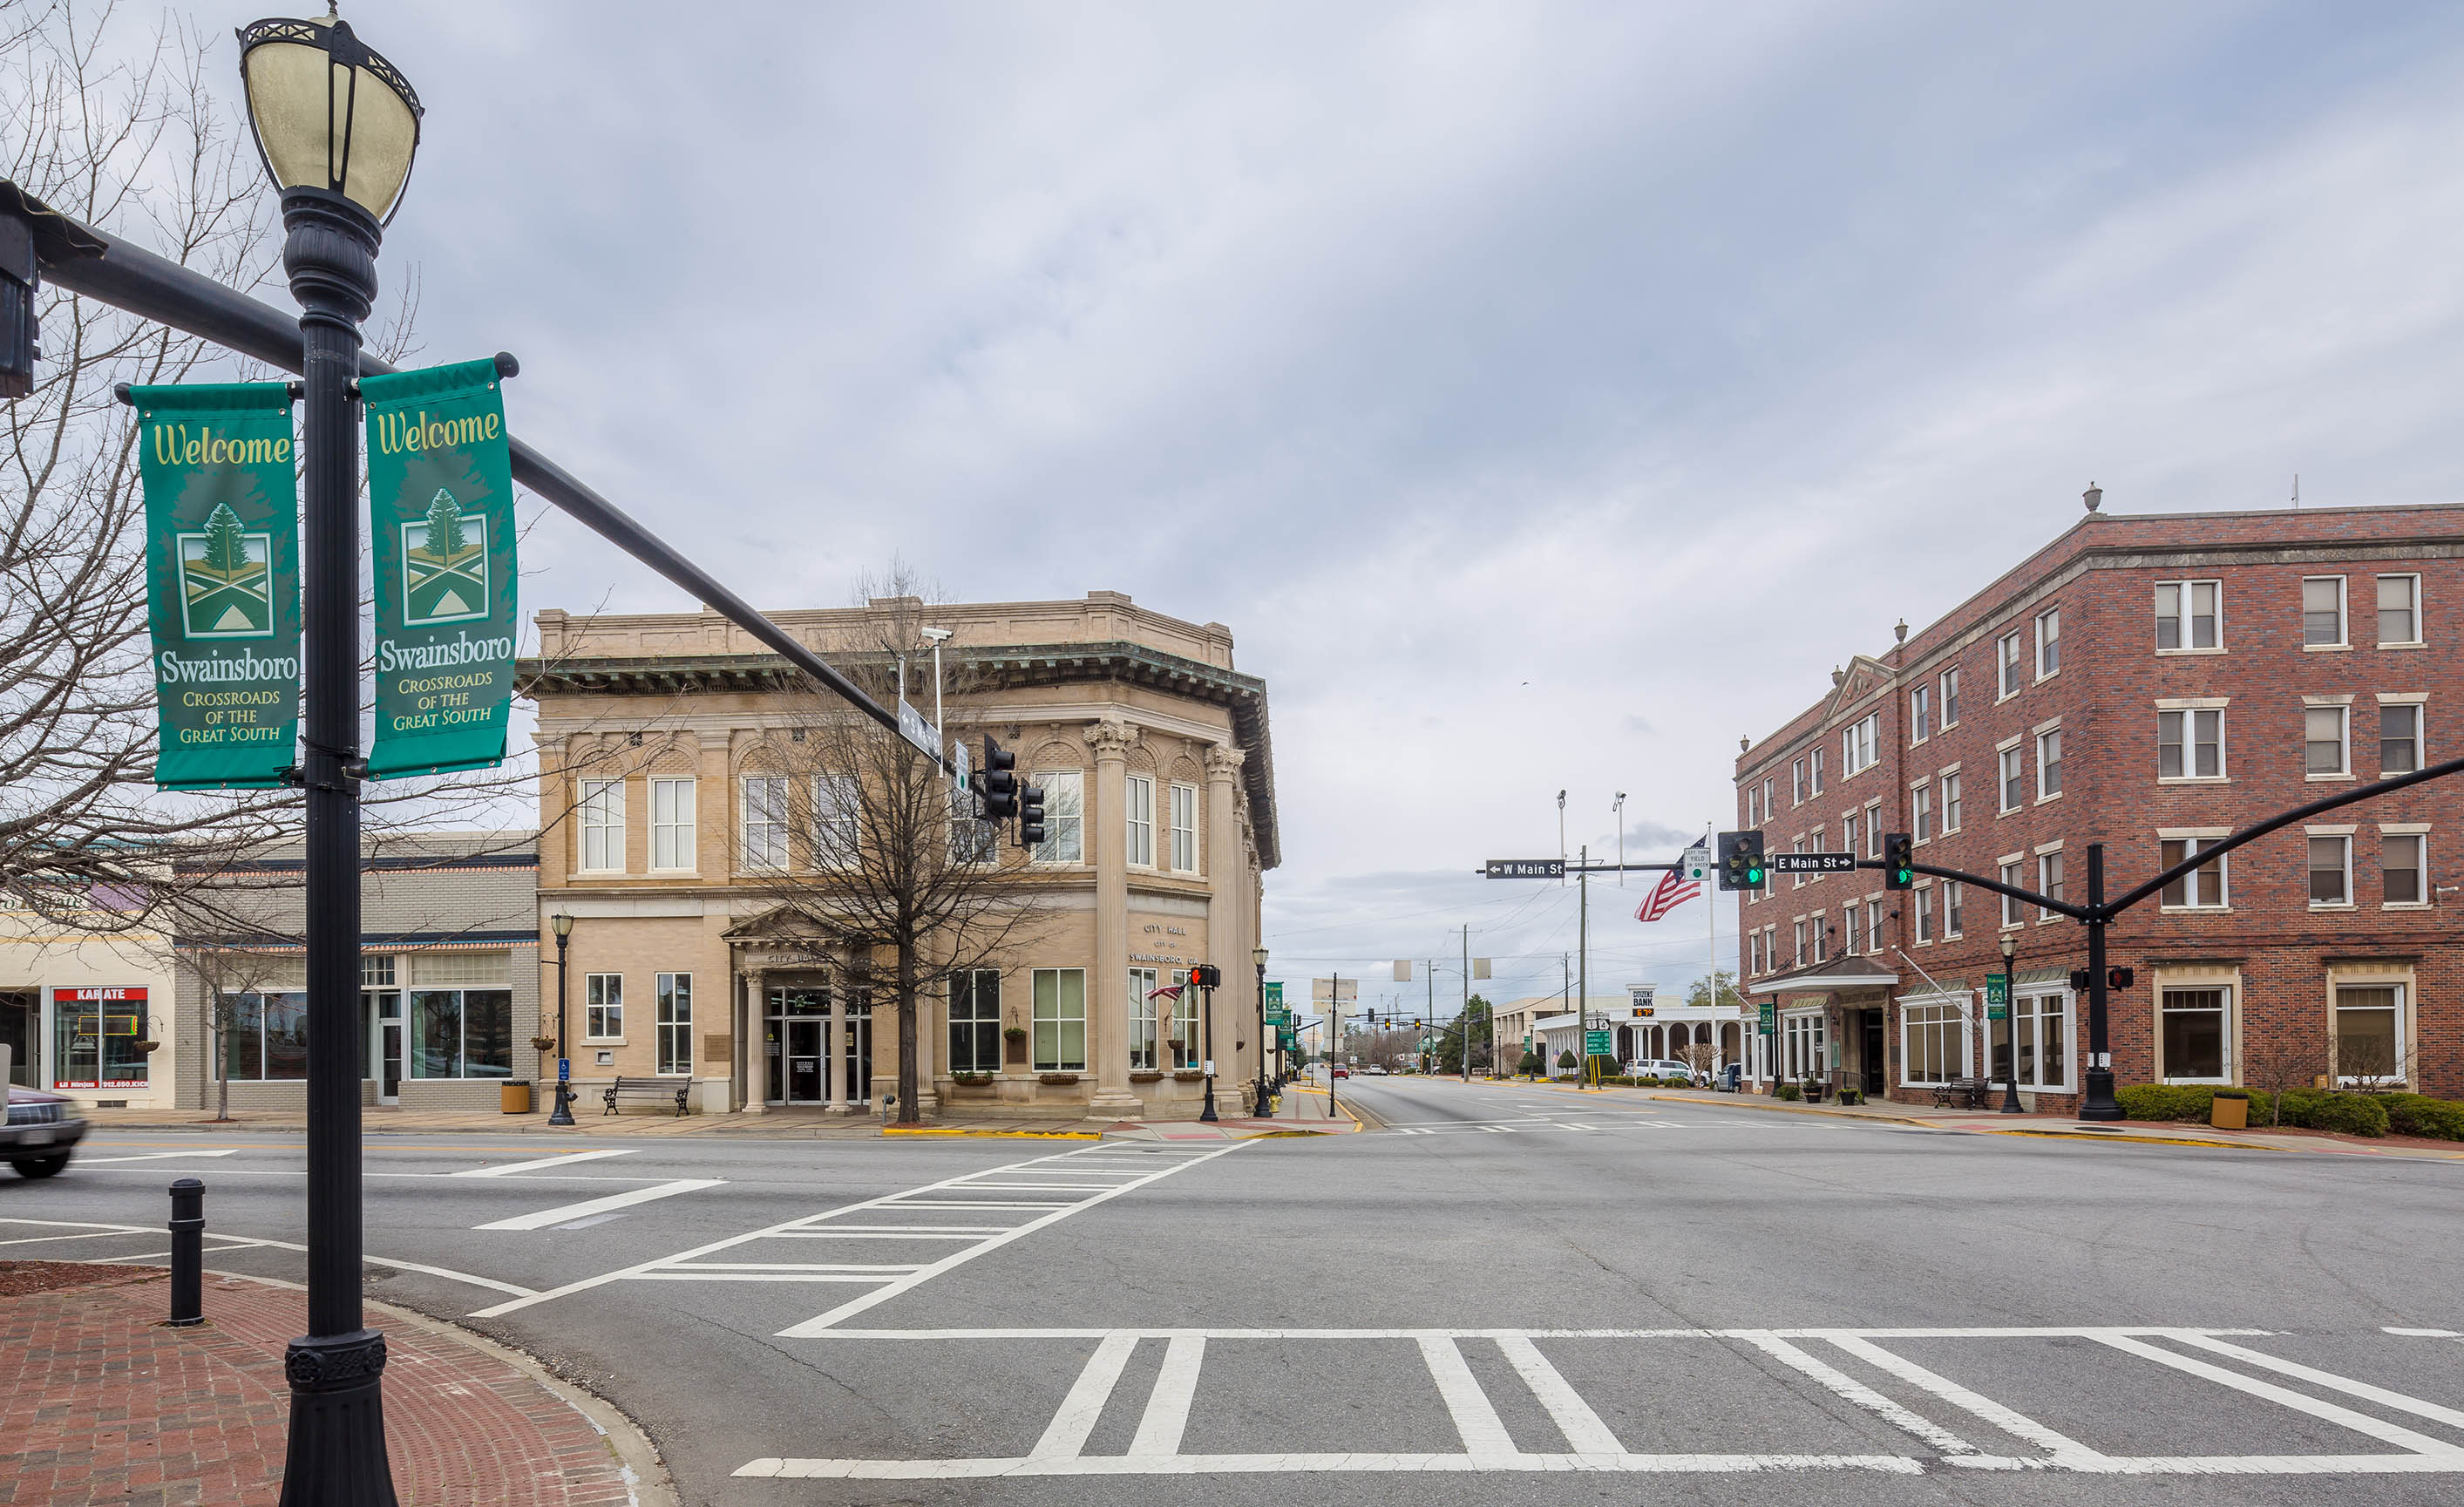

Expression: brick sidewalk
xmin=0 ymin=1263 xmax=657 ymax=1506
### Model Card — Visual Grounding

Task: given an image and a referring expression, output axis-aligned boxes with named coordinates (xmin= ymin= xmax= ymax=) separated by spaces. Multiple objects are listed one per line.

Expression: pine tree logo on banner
xmin=401 ymin=487 xmax=488 ymax=626
xmin=175 ymin=502 xmax=275 ymax=638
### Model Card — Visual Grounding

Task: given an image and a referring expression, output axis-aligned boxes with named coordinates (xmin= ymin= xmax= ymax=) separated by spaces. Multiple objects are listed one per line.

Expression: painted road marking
xmin=737 ymin=1325 xmax=2464 ymax=1479
xmin=69 ymin=1150 xmax=241 ymax=1165
xmin=468 ymin=1142 xmax=1245 ymax=1320
xmin=473 ymin=1178 xmax=724 ymax=1231
xmin=0 ymin=1216 xmax=536 ymax=1299
xmin=454 ymin=1148 xmax=637 ymax=1178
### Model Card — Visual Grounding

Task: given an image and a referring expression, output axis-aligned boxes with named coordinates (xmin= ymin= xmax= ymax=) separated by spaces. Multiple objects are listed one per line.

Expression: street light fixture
xmin=1252 ymin=945 xmax=1271 ymax=1118
xmin=236 ymin=15 xmax=421 ymax=1505
xmin=1999 ymin=933 xmax=2024 ymax=1114
xmin=549 ymin=913 xmax=575 ymax=1127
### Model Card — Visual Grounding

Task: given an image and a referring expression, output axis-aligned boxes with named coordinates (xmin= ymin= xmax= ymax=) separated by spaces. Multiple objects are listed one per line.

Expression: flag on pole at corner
xmin=1634 ymin=866 xmax=1701 ymax=923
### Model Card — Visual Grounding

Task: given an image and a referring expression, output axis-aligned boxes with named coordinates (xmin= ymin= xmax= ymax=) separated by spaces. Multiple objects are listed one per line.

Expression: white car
xmin=1626 ymin=1058 xmax=1698 ymax=1081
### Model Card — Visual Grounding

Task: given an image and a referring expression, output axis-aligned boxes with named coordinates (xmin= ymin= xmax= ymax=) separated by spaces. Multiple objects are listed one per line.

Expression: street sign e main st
xmin=1767 ymin=852 xmax=1856 ymax=874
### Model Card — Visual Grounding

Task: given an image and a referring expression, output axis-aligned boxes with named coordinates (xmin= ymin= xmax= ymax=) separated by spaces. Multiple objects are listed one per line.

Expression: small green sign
xmin=1758 ymin=999 xmax=1776 ymax=1035
xmin=363 ymin=359 xmax=519 ymax=779
xmin=1585 ymin=1028 xmax=1613 ymax=1056
xmin=1987 ymin=1005 xmax=2009 ymax=1021
xmin=1264 ymin=981 xmax=1286 ymax=1024
xmin=132 ymin=383 xmax=301 ymax=789
xmin=1985 ymin=972 xmax=2010 ymax=1021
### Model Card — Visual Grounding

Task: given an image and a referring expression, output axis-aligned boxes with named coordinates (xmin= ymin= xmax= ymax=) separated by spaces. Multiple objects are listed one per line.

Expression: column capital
xmin=1089 ymin=718 xmax=1140 ymax=761
xmin=1202 ymin=743 xmax=1246 ymax=781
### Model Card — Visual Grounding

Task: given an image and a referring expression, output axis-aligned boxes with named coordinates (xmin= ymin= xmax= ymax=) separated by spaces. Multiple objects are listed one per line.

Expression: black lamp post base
xmin=1198 ymin=1080 xmax=1218 ymax=1123
xmin=2078 ymin=1067 xmax=2124 ymax=1121
xmin=547 ymin=1081 xmax=575 ymax=1126
xmin=277 ymin=1329 xmax=397 ymax=1507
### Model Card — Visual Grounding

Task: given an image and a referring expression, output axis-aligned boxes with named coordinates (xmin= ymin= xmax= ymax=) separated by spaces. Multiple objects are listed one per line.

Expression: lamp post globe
xmin=550 ymin=913 xmax=576 ymax=1126
xmin=237 ymin=14 xmax=421 ymax=1506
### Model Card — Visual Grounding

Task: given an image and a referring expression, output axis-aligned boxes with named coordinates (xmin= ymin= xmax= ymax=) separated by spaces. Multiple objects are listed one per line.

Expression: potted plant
xmin=1172 ymin=1069 xmax=1207 ymax=1082
xmin=949 ymin=1071 xmax=994 ymax=1088
xmin=529 ymin=1035 xmax=558 ymax=1055
xmin=1130 ymin=1069 xmax=1164 ymax=1083
xmin=1039 ymin=1071 xmax=1080 ymax=1087
xmin=132 ymin=1039 xmax=161 ymax=1053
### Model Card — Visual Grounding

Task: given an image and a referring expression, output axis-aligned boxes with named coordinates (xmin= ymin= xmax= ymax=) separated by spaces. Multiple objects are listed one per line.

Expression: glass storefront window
xmin=2336 ymin=985 xmax=2404 ymax=1084
xmin=51 ymin=988 xmax=151 ymax=1089
xmin=1033 ymin=968 xmax=1087 ymax=1072
xmin=2161 ymin=988 xmax=2229 ymax=1082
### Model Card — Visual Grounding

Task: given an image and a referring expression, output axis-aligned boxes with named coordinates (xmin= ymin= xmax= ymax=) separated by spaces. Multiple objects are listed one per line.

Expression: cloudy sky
xmin=180 ymin=2 xmax=2464 ymax=1016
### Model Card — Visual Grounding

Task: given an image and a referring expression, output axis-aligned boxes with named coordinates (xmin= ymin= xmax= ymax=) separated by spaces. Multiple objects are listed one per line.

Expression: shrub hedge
xmin=1775 ymin=1083 xmax=1802 ymax=1101
xmin=2381 ymin=1093 xmax=2464 ymax=1141
xmin=2114 ymin=1083 xmax=2433 ymax=1137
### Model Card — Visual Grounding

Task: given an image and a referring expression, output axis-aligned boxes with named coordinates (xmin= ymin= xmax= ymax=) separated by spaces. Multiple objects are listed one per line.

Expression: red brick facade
xmin=1734 ymin=499 xmax=2464 ymax=1109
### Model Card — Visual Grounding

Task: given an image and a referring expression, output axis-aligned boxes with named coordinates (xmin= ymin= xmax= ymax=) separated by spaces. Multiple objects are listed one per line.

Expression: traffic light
xmin=1883 ymin=832 xmax=1914 ymax=890
xmin=1016 ymin=779 xmax=1046 ymax=848
xmin=1716 ymin=830 xmax=1765 ymax=891
xmin=0 ymin=205 xmax=34 ymax=400
xmin=981 ymin=737 xmax=1017 ymax=820
xmin=2108 ymin=967 xmax=2135 ymax=990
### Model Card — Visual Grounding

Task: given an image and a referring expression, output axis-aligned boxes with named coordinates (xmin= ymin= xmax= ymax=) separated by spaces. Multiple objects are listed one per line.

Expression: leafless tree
xmin=718 ymin=582 xmax=1054 ymax=1124
xmin=2243 ymin=1030 xmax=2326 ymax=1128
xmin=1679 ymin=1042 xmax=1720 ymax=1086
xmin=176 ymin=939 xmax=291 ymax=1122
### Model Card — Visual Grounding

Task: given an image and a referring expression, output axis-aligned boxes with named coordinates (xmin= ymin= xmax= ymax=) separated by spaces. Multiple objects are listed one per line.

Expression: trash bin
xmin=2210 ymin=1090 xmax=2247 ymax=1130
xmin=500 ymin=1080 xmax=532 ymax=1115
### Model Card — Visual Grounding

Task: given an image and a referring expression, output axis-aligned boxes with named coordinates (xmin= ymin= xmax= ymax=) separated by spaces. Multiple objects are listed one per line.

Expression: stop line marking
xmin=737 ymin=1324 xmax=2464 ymax=1479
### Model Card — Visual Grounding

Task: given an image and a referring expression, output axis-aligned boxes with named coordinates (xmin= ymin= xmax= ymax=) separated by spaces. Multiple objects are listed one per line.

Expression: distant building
xmin=1736 ymin=498 xmax=2464 ymax=1105
xmin=0 ymin=904 xmax=177 ymax=1110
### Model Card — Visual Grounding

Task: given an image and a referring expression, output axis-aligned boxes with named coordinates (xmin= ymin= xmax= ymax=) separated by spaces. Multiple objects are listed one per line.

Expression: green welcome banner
xmin=362 ymin=358 xmax=518 ymax=778
xmin=132 ymin=383 xmax=301 ymax=789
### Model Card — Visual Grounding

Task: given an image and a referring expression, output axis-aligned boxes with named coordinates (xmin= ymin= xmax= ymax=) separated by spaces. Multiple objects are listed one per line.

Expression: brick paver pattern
xmin=0 ymin=1266 xmax=635 ymax=1507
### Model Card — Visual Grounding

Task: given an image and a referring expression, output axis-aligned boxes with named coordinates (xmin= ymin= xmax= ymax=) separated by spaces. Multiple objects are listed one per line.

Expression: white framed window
xmin=2305 ymin=705 xmax=2350 ymax=777
xmin=814 ymin=773 xmax=860 ymax=866
xmin=2309 ymin=832 xmax=2353 ymax=906
xmin=2036 ymin=728 xmax=2062 ymax=799
xmin=1790 ymin=834 xmax=1806 ymax=889
xmin=1748 ymin=930 xmax=1762 ymax=974
xmin=1760 ymin=777 xmax=1774 ymax=824
xmin=1940 ymin=668 xmax=1962 ymax=728
xmin=1841 ymin=809 xmax=1860 ymax=861
xmin=2013 ymin=990 xmax=2072 ymax=1091
xmin=1782 ymin=1010 xmax=1826 ymax=1081
xmin=1168 ymin=782 xmax=1198 ymax=873
xmin=1128 ymin=967 xmax=1161 ymax=1070
xmin=1791 ymin=757 xmax=1807 ymax=805
xmin=1843 ymin=902 xmax=1863 ymax=955
xmin=2037 ymin=849 xmax=2065 ymax=920
xmin=1999 ymin=861 xmax=2024 ymax=928
xmin=1913 ymin=883 xmax=1933 ymax=943
xmin=1810 ymin=912 xmax=1829 ymax=962
xmin=2160 ymin=986 xmax=2231 ymax=1083
xmin=1943 ymin=879 xmax=1964 ymax=937
xmin=1900 ymin=998 xmax=1969 ymax=1086
xmin=1912 ymin=783 xmax=1932 ymax=843
xmin=2036 ymin=608 xmax=2061 ymax=678
xmin=578 ymin=778 xmax=624 ymax=872
xmin=948 ymin=782 xmax=1000 ymax=863
xmin=2155 ymin=580 xmax=2222 ymax=651
xmin=2303 ymin=575 xmax=2347 ymax=648
xmin=1865 ymin=897 xmax=1884 ymax=950
xmin=584 ymin=973 xmax=622 ymax=1042
xmin=2379 ymin=702 xmax=2423 ymax=775
xmin=1864 ymin=803 xmax=1883 ymax=857
xmin=1999 ymin=744 xmax=2025 ymax=813
xmin=1911 ymin=685 xmax=1931 ymax=743
xmin=2159 ymin=709 xmax=2225 ymax=780
xmin=1125 ymin=774 xmax=1155 ymax=868
xmin=1035 ymin=770 xmax=1085 ymax=863
xmin=2336 ymin=983 xmax=2406 ymax=1084
xmin=1792 ymin=918 xmax=1807 ymax=967
xmin=649 ymin=777 xmax=695 ymax=872
xmin=1941 ymin=771 xmax=1963 ymax=832
xmin=2383 ymin=832 xmax=2427 ymax=906
xmin=2159 ymin=837 xmax=2229 ymax=908
xmin=1843 ymin=714 xmax=1879 ymax=777
xmin=655 ymin=973 xmax=692 ymax=1076
xmin=1809 ymin=748 xmax=1825 ymax=794
xmin=2378 ymin=574 xmax=2421 ymax=647
xmin=741 ymin=776 xmax=789 ymax=869
xmin=1031 ymin=967 xmax=1088 ymax=1072
xmin=1997 ymin=631 xmax=2024 ymax=697
xmin=948 ymin=969 xmax=1001 ymax=1075
xmin=1171 ymin=979 xmax=1201 ymax=1069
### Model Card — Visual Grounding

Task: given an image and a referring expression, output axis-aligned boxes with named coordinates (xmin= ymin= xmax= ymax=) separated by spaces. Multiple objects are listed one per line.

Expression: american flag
xmin=1633 ymin=865 xmax=1701 ymax=923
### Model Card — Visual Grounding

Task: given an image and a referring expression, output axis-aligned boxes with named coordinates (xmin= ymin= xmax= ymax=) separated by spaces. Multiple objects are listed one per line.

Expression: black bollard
xmin=168 ymin=1178 xmax=204 ymax=1327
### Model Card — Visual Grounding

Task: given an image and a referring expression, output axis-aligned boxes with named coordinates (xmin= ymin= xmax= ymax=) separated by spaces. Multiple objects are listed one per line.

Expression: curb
xmin=880 ymin=1125 xmax=1103 ymax=1140
xmin=1638 ymin=1090 xmax=1939 ymax=1130
xmin=205 ymin=1269 xmax=678 ymax=1507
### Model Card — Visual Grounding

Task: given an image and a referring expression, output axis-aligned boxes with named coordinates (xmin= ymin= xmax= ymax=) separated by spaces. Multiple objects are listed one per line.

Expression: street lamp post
xmin=1999 ymin=933 xmax=2024 ymax=1114
xmin=550 ymin=913 xmax=575 ymax=1126
xmin=1198 ymin=970 xmax=1218 ymax=1123
xmin=236 ymin=14 xmax=421 ymax=1505
xmin=1252 ymin=946 xmax=1270 ymax=1118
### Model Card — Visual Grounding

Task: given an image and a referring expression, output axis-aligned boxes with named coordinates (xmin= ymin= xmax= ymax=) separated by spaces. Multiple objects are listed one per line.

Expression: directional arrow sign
xmin=1768 ymin=852 xmax=1857 ymax=874
xmin=1485 ymin=859 xmax=1565 ymax=879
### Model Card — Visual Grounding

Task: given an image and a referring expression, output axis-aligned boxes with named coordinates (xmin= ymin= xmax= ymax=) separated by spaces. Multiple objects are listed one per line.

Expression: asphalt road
xmin=10 ymin=1075 xmax=2464 ymax=1505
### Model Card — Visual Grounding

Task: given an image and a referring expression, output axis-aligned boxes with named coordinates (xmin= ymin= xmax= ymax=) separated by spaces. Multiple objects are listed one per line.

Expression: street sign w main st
xmin=1485 ymin=859 xmax=1565 ymax=879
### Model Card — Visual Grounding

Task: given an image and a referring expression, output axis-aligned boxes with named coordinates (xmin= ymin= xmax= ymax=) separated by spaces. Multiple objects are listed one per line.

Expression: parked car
xmin=4 ymin=1086 xmax=87 ymax=1178
xmin=1363 ymin=1066 xmax=1388 ymax=1076
xmin=1624 ymin=1058 xmax=1700 ymax=1082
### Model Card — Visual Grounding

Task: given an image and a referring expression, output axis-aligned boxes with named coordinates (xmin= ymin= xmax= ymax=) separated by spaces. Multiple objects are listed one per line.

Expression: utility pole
xmin=1461 ymin=922 xmax=1471 ymax=1082
xmin=1578 ymin=844 xmax=1590 ymax=1090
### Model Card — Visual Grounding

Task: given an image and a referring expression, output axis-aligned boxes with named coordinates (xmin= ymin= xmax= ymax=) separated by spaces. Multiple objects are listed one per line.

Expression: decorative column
xmin=1203 ymin=745 xmax=1247 ymax=1108
xmin=825 ymin=970 xmax=850 ymax=1113
xmin=1087 ymin=719 xmax=1144 ymax=1115
xmin=744 ymin=969 xmax=768 ymax=1113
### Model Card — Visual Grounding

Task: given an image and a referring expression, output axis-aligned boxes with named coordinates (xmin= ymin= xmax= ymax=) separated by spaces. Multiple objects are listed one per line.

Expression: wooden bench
xmin=603 ymin=1076 xmax=691 ymax=1117
xmin=1931 ymin=1077 xmax=1990 ymax=1110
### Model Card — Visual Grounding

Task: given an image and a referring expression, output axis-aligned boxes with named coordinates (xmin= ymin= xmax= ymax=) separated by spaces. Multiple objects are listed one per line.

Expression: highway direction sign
xmin=1768 ymin=852 xmax=1856 ymax=874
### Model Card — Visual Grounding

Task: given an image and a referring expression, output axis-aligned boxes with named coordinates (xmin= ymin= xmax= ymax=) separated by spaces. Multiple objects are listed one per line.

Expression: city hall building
xmin=521 ymin=590 xmax=1278 ymax=1120
xmin=1734 ymin=496 xmax=2464 ymax=1108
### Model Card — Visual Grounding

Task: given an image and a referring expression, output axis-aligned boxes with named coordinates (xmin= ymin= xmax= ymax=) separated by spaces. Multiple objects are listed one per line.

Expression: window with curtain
xmin=2305 ymin=707 xmax=2349 ymax=776
xmin=1035 ymin=770 xmax=1084 ymax=863
xmin=1901 ymin=1001 xmax=1965 ymax=1084
xmin=2378 ymin=574 xmax=2421 ymax=645
xmin=579 ymin=779 xmax=624 ymax=872
xmin=1032 ymin=968 xmax=1087 ymax=1071
xmin=2160 ymin=709 xmax=2224 ymax=779
xmin=2336 ymin=984 xmax=2404 ymax=1083
xmin=1126 ymin=775 xmax=1155 ymax=866
xmin=1169 ymin=783 xmax=1198 ymax=872
xmin=742 ymin=776 xmax=789 ymax=868
xmin=2383 ymin=833 xmax=2426 ymax=905
xmin=650 ymin=777 xmax=696 ymax=870
xmin=2379 ymin=703 xmax=2422 ymax=775
xmin=1941 ymin=772 xmax=1963 ymax=832
xmin=2159 ymin=838 xmax=2228 ymax=908
xmin=2155 ymin=580 xmax=2221 ymax=649
xmin=814 ymin=773 xmax=859 ymax=866
xmin=2303 ymin=576 xmax=2346 ymax=646
xmin=2310 ymin=835 xmax=2352 ymax=905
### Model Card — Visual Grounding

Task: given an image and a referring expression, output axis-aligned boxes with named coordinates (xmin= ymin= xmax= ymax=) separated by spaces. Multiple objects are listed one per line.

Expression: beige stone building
xmin=522 ymin=591 xmax=1279 ymax=1120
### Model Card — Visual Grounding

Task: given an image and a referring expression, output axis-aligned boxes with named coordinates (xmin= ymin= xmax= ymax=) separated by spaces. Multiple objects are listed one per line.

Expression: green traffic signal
xmin=1882 ymin=832 xmax=1914 ymax=891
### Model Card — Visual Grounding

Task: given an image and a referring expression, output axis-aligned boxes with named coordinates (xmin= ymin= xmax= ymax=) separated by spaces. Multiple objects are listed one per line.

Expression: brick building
xmin=1734 ymin=495 xmax=2464 ymax=1108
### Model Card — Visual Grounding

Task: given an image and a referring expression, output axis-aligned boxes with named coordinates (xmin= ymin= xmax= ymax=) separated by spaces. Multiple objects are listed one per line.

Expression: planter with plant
xmin=1039 ymin=1072 xmax=1080 ymax=1087
xmin=1775 ymin=1082 xmax=1802 ymax=1101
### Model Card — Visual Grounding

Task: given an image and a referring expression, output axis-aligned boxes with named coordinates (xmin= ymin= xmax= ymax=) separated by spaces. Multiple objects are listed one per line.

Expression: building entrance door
xmin=1862 ymin=1009 xmax=1886 ymax=1096
xmin=0 ymin=990 xmax=32 ymax=1087
xmin=839 ymin=1001 xmax=872 ymax=1104
xmin=365 ymin=990 xmax=403 ymax=1103
xmin=786 ymin=1020 xmax=825 ymax=1103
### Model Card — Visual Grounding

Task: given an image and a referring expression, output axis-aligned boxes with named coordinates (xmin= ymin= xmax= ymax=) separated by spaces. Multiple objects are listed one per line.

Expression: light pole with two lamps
xmin=550 ymin=913 xmax=575 ymax=1125
xmin=234 ymin=12 xmax=421 ymax=1504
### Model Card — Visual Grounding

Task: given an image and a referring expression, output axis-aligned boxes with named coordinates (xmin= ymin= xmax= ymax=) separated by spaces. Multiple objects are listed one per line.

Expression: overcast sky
xmin=194 ymin=2 xmax=2464 ymax=1017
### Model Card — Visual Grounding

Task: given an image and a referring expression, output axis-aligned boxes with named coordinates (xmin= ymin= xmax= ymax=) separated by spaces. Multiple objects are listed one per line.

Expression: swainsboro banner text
xmin=132 ymin=383 xmax=301 ymax=789
xmin=362 ymin=358 xmax=519 ymax=778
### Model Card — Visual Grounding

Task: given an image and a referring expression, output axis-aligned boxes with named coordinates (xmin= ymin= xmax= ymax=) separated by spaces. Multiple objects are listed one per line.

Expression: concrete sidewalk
xmin=81 ymin=1098 xmax=1353 ymax=1142
xmin=0 ymin=1262 xmax=668 ymax=1506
